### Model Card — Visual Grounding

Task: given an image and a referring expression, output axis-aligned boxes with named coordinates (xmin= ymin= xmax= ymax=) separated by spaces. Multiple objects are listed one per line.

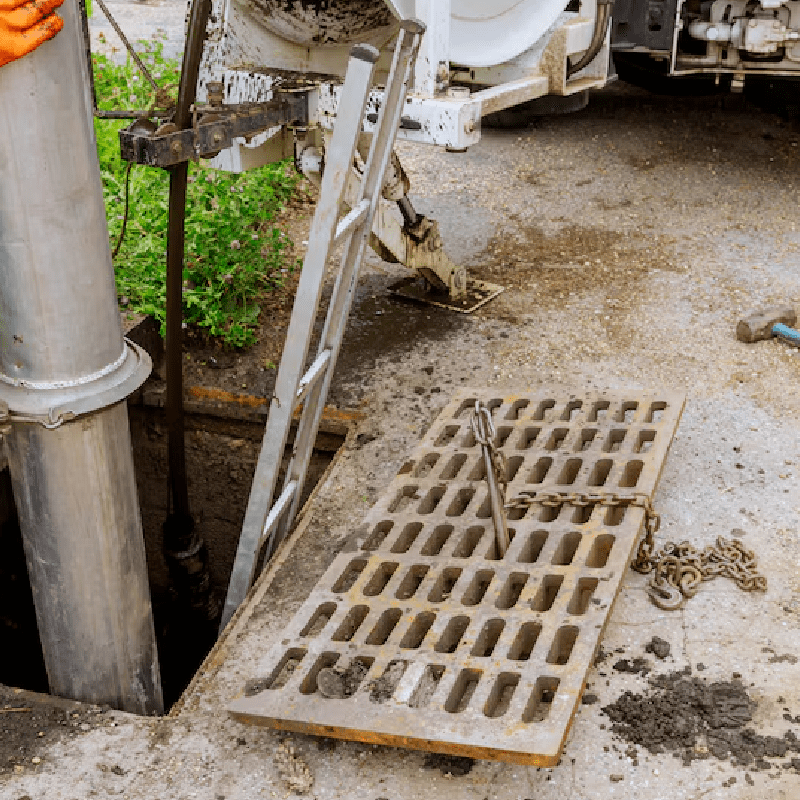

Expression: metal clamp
xmin=119 ymin=95 xmax=311 ymax=167
xmin=0 ymin=339 xmax=151 ymax=429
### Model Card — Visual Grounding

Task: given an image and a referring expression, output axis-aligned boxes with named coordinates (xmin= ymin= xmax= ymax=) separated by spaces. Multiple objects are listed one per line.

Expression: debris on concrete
xmin=582 ymin=693 xmax=600 ymax=705
xmin=644 ymin=636 xmax=671 ymax=660
xmin=603 ymin=670 xmax=800 ymax=770
xmin=612 ymin=658 xmax=651 ymax=675
xmin=422 ymin=753 xmax=474 ymax=776
xmin=274 ymin=740 xmax=314 ymax=795
xmin=0 ymin=684 xmax=109 ymax=776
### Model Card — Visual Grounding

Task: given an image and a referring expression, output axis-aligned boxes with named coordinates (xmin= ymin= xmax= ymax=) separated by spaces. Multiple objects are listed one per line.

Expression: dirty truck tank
xmin=240 ymin=0 xmax=570 ymax=67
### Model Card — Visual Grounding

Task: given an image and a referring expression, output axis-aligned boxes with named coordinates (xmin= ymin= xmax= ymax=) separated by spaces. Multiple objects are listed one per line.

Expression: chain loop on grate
xmin=504 ymin=490 xmax=765 ymax=610
xmin=471 ymin=401 xmax=510 ymax=556
xmin=469 ymin=403 xmax=507 ymax=500
xmin=506 ymin=490 xmax=660 ymax=539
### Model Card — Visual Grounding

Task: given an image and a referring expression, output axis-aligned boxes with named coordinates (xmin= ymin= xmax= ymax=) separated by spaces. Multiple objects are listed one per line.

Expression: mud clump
xmin=423 ymin=753 xmax=474 ymax=776
xmin=316 ymin=658 xmax=371 ymax=699
xmin=369 ymin=660 xmax=407 ymax=703
xmin=603 ymin=671 xmax=800 ymax=770
xmin=612 ymin=657 xmax=651 ymax=675
xmin=645 ymin=636 xmax=671 ymax=660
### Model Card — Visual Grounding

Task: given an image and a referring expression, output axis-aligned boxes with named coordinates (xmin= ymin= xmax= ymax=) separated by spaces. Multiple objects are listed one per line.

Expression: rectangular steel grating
xmin=229 ymin=390 xmax=685 ymax=765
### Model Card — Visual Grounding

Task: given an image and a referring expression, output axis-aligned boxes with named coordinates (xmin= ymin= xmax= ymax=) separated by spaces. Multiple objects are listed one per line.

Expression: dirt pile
xmin=0 ymin=684 xmax=110 ymax=776
xmin=603 ymin=669 xmax=800 ymax=770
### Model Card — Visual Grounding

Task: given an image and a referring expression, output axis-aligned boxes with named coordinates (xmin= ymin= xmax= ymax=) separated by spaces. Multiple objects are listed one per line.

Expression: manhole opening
xmin=0 ymin=398 xmax=344 ymax=710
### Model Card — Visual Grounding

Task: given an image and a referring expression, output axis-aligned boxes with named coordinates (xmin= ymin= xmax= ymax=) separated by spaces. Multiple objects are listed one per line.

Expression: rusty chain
xmin=505 ymin=490 xmax=661 ymax=544
xmin=470 ymin=401 xmax=511 ymax=556
xmin=632 ymin=535 xmax=767 ymax=610
xmin=478 ymin=438 xmax=766 ymax=612
xmin=503 ymin=489 xmax=765 ymax=609
xmin=469 ymin=404 xmax=508 ymax=501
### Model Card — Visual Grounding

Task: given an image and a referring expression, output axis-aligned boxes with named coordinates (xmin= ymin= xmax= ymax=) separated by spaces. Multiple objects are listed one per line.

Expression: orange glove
xmin=0 ymin=0 xmax=64 ymax=68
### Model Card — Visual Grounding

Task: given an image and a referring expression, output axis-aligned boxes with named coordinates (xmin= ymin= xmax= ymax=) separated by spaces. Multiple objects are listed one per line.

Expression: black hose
xmin=163 ymin=0 xmax=218 ymax=624
xmin=567 ymin=0 xmax=614 ymax=78
xmin=164 ymin=0 xmax=212 ymax=524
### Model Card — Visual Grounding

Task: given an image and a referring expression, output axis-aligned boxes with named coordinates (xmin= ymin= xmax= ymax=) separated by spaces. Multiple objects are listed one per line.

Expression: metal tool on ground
xmin=736 ymin=305 xmax=799 ymax=345
xmin=632 ymin=534 xmax=767 ymax=611
xmin=220 ymin=22 xmax=427 ymax=632
xmin=470 ymin=400 xmax=510 ymax=557
xmin=228 ymin=390 xmax=684 ymax=765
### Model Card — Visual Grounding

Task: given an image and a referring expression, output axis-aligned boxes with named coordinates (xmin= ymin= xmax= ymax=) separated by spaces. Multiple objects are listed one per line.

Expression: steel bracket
xmin=119 ymin=93 xmax=310 ymax=167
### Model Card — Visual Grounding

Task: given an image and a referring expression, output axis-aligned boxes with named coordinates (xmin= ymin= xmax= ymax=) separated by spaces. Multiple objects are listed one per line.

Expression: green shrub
xmin=93 ymin=38 xmax=299 ymax=347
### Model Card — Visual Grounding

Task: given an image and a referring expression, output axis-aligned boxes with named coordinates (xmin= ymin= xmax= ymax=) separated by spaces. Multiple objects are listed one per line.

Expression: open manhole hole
xmin=0 ymin=393 xmax=346 ymax=710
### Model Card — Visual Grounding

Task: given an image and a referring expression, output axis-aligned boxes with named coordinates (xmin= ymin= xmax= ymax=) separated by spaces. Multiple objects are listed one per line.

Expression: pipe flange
xmin=0 ymin=339 xmax=151 ymax=428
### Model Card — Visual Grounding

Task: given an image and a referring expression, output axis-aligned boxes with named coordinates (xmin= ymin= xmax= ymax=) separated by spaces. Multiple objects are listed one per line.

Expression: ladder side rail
xmin=220 ymin=45 xmax=381 ymax=632
xmin=272 ymin=22 xmax=426 ymax=550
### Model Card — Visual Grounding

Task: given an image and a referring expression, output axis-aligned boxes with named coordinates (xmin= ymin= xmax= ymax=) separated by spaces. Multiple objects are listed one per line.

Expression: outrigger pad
xmin=388 ymin=277 xmax=504 ymax=314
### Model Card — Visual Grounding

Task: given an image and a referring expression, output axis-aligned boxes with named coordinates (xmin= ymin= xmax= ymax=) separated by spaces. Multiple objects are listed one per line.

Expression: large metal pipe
xmin=0 ymin=0 xmax=163 ymax=713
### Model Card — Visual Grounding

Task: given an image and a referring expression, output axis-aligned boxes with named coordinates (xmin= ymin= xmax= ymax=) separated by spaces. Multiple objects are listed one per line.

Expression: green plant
xmin=93 ymin=39 xmax=299 ymax=348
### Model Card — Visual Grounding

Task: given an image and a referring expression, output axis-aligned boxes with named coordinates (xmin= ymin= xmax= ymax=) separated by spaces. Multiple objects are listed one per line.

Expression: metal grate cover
xmin=229 ymin=390 xmax=685 ymax=765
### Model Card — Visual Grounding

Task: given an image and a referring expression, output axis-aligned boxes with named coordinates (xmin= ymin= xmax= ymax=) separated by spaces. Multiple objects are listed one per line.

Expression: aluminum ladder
xmin=220 ymin=21 xmax=426 ymax=630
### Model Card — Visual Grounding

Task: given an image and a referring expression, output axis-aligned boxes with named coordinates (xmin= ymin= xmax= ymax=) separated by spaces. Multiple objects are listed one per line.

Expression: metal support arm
xmin=119 ymin=95 xmax=310 ymax=167
xmin=299 ymin=144 xmax=467 ymax=298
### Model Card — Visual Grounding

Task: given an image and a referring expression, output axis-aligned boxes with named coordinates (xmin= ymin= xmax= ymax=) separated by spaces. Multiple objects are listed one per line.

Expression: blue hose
xmin=773 ymin=322 xmax=800 ymax=346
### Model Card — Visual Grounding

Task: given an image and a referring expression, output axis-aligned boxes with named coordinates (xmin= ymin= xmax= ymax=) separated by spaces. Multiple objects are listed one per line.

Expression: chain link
xmin=634 ymin=536 xmax=767 ymax=609
xmin=505 ymin=489 xmax=765 ymax=609
xmin=471 ymin=402 xmax=510 ymax=556
xmin=505 ymin=490 xmax=660 ymax=542
xmin=470 ymin=404 xmax=508 ymax=502
xmin=477 ymin=435 xmax=770 ymax=617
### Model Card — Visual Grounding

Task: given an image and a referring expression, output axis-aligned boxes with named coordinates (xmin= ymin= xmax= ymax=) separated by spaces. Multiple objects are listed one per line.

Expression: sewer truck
xmin=175 ymin=0 xmax=797 ymax=295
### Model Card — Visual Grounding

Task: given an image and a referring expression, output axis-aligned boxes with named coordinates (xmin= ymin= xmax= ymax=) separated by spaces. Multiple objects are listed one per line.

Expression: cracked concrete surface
xmin=4 ymin=6 xmax=800 ymax=797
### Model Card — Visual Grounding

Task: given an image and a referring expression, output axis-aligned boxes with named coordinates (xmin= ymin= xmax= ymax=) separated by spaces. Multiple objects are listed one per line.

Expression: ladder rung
xmin=295 ymin=349 xmax=331 ymax=410
xmin=258 ymin=480 xmax=298 ymax=550
xmin=333 ymin=199 xmax=370 ymax=247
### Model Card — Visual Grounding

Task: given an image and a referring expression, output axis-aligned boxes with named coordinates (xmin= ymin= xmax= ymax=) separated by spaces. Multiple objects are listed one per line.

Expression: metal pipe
xmin=0 ymin=0 xmax=162 ymax=713
xmin=161 ymin=0 xmax=217 ymax=622
xmin=164 ymin=0 xmax=212 ymax=523
xmin=5 ymin=405 xmax=162 ymax=713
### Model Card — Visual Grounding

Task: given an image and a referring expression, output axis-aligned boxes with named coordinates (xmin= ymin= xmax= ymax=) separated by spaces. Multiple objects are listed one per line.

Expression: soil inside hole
xmin=0 ymin=398 xmax=343 ymax=710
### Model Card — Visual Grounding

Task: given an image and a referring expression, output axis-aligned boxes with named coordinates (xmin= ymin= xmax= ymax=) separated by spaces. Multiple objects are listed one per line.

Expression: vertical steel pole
xmin=0 ymin=0 xmax=163 ymax=713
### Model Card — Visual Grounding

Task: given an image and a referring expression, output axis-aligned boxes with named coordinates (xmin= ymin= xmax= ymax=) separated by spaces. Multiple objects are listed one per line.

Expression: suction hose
xmin=567 ymin=0 xmax=614 ymax=78
xmin=163 ymin=0 xmax=218 ymax=623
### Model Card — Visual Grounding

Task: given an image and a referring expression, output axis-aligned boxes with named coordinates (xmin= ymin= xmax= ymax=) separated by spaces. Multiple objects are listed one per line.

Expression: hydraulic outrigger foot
xmin=386 ymin=191 xmax=504 ymax=313
xmin=388 ymin=274 xmax=503 ymax=313
xmin=298 ymin=136 xmax=504 ymax=314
